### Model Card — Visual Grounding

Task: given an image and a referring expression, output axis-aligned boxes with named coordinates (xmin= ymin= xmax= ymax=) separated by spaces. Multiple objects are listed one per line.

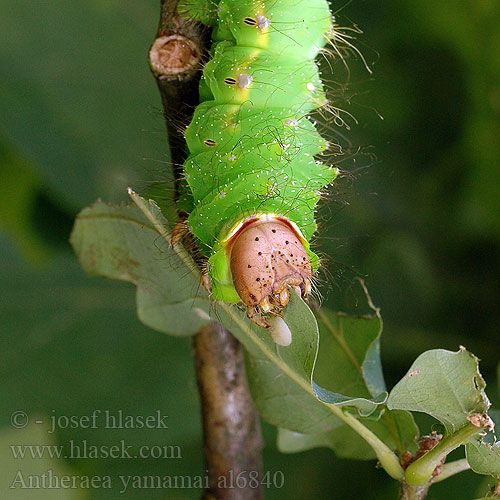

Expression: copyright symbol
xmin=11 ymin=411 xmax=29 ymax=429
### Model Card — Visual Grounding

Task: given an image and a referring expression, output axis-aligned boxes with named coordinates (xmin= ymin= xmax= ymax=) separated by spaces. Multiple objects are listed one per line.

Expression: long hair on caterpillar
xmin=146 ymin=0 xmax=373 ymax=344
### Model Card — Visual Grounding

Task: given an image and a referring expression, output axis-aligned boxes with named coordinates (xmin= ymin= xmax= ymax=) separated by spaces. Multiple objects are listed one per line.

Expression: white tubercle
xmin=268 ymin=316 xmax=292 ymax=347
xmin=238 ymin=73 xmax=253 ymax=88
xmin=256 ymin=14 xmax=271 ymax=30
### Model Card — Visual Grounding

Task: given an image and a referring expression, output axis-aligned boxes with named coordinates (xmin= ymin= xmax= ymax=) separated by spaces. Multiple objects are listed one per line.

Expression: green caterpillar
xmin=178 ymin=0 xmax=338 ymax=341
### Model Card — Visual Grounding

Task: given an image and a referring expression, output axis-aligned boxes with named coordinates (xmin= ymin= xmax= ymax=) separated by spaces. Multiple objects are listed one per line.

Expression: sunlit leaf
xmin=0 ymin=421 xmax=84 ymax=499
xmin=0 ymin=144 xmax=49 ymax=263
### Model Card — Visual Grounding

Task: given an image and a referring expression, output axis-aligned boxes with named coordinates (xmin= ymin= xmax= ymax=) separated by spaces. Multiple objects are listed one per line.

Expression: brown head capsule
xmin=229 ymin=218 xmax=312 ymax=334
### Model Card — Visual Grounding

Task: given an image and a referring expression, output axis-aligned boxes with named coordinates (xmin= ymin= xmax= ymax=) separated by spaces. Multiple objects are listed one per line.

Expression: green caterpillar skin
xmin=180 ymin=0 xmax=337 ymax=303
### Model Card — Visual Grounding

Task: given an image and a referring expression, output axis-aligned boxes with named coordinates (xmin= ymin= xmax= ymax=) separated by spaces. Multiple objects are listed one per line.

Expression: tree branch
xmin=148 ymin=0 xmax=210 ymax=193
xmin=194 ymin=323 xmax=264 ymax=499
xmin=148 ymin=2 xmax=264 ymax=498
xmin=398 ymin=482 xmax=431 ymax=500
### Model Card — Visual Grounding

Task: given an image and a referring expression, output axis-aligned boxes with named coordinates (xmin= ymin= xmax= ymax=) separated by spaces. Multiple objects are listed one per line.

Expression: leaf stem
xmin=432 ymin=458 xmax=471 ymax=483
xmin=405 ymin=423 xmax=482 ymax=486
xmin=340 ymin=410 xmax=405 ymax=480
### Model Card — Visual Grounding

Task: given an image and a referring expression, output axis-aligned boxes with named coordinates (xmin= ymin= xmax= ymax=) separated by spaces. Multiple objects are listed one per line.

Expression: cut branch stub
xmin=149 ymin=34 xmax=201 ymax=77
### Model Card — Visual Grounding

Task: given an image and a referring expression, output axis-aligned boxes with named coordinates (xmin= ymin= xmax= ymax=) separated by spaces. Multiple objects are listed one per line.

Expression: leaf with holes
xmin=387 ymin=347 xmax=490 ymax=432
xmin=465 ymin=409 xmax=500 ymax=476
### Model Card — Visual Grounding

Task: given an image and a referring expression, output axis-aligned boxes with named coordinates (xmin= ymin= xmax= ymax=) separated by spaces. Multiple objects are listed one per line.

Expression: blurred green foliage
xmin=1 ymin=0 xmax=499 ymax=498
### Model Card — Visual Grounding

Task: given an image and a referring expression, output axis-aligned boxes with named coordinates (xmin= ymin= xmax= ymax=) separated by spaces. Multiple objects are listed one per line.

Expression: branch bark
xmin=398 ymin=482 xmax=431 ymax=500
xmin=148 ymin=2 xmax=264 ymax=499
xmin=149 ymin=0 xmax=210 ymax=193
xmin=194 ymin=323 xmax=264 ymax=500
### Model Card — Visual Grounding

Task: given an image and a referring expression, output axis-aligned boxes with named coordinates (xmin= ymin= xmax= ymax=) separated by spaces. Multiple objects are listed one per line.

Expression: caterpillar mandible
xmin=175 ymin=0 xmax=339 ymax=344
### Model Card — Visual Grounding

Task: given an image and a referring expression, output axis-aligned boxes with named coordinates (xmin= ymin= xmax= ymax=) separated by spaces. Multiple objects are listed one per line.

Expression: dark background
xmin=1 ymin=0 xmax=499 ymax=498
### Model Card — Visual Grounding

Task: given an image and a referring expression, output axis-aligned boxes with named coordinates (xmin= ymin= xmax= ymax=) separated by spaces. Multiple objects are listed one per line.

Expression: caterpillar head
xmin=208 ymin=214 xmax=318 ymax=346
xmin=230 ymin=218 xmax=312 ymax=306
xmin=230 ymin=217 xmax=313 ymax=344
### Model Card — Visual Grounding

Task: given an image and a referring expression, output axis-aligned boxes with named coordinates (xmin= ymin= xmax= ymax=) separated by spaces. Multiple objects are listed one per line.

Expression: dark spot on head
xmin=250 ymin=293 xmax=256 ymax=300
xmin=248 ymin=264 xmax=252 ymax=268
xmin=290 ymin=254 xmax=293 ymax=257
xmin=286 ymin=259 xmax=289 ymax=263
xmin=285 ymin=240 xmax=289 ymax=244
xmin=256 ymin=277 xmax=260 ymax=281
xmin=302 ymin=257 xmax=306 ymax=261
xmin=255 ymin=237 xmax=259 ymax=241
xmin=258 ymin=251 xmax=262 ymax=255
xmin=271 ymin=229 xmax=276 ymax=233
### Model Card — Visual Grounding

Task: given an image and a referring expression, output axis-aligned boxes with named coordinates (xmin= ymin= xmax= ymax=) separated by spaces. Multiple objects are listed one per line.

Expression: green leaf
xmin=312 ymin=384 xmax=387 ymax=416
xmin=466 ymin=437 xmax=500 ymax=476
xmin=72 ymin=195 xmax=386 ymax=426
xmin=387 ymin=347 xmax=490 ymax=432
xmin=234 ymin=292 xmax=343 ymax=434
xmin=276 ymin=299 xmax=418 ymax=458
xmin=70 ymin=199 xmax=211 ymax=336
xmin=278 ymin=426 xmax=379 ymax=459
xmin=278 ymin=409 xmax=418 ymax=459
xmin=465 ymin=410 xmax=500 ymax=476
xmin=387 ymin=409 xmax=420 ymax=455
xmin=313 ymin=305 xmax=387 ymax=410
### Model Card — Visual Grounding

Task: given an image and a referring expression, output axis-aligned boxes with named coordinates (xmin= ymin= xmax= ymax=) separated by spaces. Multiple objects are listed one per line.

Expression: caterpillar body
xmin=177 ymin=0 xmax=339 ymax=343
